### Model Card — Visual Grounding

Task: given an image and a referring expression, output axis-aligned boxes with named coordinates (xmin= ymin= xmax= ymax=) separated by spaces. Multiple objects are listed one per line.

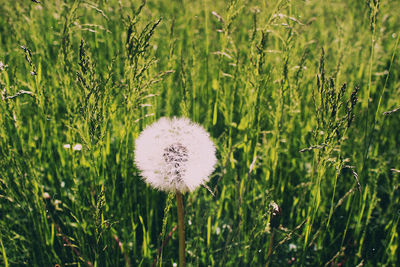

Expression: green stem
xmin=265 ymin=229 xmax=275 ymax=267
xmin=176 ymin=191 xmax=186 ymax=267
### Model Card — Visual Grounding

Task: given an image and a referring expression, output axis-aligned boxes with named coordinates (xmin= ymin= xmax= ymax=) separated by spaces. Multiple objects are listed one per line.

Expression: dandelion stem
xmin=176 ymin=191 xmax=186 ymax=267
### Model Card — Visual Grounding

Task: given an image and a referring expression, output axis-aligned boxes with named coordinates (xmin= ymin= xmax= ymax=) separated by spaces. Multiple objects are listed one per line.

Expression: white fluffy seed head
xmin=134 ymin=117 xmax=217 ymax=192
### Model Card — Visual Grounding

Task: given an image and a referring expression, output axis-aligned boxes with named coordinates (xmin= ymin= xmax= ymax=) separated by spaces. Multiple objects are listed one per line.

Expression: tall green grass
xmin=0 ymin=0 xmax=399 ymax=266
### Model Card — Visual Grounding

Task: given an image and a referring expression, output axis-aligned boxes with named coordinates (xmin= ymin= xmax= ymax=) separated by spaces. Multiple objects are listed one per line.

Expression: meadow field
xmin=0 ymin=0 xmax=399 ymax=266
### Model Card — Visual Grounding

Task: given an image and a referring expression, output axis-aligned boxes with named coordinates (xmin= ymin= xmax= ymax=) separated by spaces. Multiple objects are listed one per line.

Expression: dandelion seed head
xmin=63 ymin=144 xmax=71 ymax=149
xmin=72 ymin=144 xmax=82 ymax=151
xmin=134 ymin=117 xmax=217 ymax=192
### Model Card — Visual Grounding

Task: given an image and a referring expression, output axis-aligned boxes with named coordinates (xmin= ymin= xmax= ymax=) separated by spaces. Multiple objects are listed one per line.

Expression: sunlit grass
xmin=0 ymin=0 xmax=399 ymax=266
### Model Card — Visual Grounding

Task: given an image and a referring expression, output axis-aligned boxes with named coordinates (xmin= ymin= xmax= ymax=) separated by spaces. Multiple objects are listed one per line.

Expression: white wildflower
xmin=270 ymin=201 xmax=280 ymax=215
xmin=63 ymin=144 xmax=71 ymax=149
xmin=0 ymin=61 xmax=6 ymax=71
xmin=72 ymin=144 xmax=82 ymax=151
xmin=134 ymin=117 xmax=217 ymax=192
xmin=216 ymin=226 xmax=221 ymax=235
xmin=289 ymin=243 xmax=297 ymax=251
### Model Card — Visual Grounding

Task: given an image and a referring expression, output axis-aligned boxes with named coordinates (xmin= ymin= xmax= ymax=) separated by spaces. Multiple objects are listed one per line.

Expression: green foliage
xmin=0 ymin=0 xmax=399 ymax=266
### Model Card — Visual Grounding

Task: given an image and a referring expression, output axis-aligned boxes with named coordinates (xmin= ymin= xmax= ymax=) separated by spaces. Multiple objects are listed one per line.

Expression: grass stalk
xmin=265 ymin=229 xmax=275 ymax=267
